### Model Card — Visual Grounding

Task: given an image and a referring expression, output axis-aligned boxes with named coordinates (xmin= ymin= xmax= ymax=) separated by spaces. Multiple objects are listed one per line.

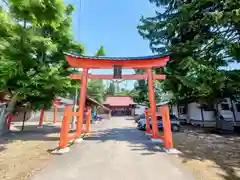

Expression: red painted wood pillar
xmin=160 ymin=106 xmax=173 ymax=149
xmin=53 ymin=105 xmax=58 ymax=124
xmin=145 ymin=109 xmax=151 ymax=134
xmin=39 ymin=109 xmax=44 ymax=127
xmin=7 ymin=113 xmax=13 ymax=130
xmin=147 ymin=69 xmax=159 ymax=139
xmin=85 ymin=107 xmax=91 ymax=133
xmin=76 ymin=68 xmax=88 ymax=138
xmin=59 ymin=106 xmax=71 ymax=149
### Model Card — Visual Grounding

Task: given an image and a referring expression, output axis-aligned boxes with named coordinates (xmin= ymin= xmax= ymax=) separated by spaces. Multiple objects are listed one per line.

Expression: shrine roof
xmin=65 ymin=53 xmax=169 ymax=61
xmin=103 ymin=96 xmax=136 ymax=107
xmin=65 ymin=53 xmax=169 ymax=69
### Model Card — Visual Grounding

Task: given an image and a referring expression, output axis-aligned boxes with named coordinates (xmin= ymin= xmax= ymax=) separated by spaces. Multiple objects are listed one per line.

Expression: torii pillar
xmin=65 ymin=54 xmax=174 ymax=148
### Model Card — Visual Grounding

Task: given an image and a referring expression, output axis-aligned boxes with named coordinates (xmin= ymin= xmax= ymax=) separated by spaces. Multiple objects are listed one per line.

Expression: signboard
xmin=113 ymin=65 xmax=122 ymax=79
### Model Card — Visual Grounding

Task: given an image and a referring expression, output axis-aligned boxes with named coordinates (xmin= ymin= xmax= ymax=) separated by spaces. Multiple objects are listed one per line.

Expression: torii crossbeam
xmin=65 ymin=54 xmax=174 ymax=149
xmin=70 ymin=73 xmax=166 ymax=80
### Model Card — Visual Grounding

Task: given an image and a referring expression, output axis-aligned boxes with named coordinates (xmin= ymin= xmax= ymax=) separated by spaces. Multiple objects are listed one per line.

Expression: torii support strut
xmin=76 ymin=68 xmax=88 ymax=137
xmin=66 ymin=54 xmax=173 ymax=148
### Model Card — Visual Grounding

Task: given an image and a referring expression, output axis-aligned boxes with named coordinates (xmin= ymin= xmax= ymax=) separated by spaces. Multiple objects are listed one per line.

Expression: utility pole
xmin=71 ymin=0 xmax=82 ymax=129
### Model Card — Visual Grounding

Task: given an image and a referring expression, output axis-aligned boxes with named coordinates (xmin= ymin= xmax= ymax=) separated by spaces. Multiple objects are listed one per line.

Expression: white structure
xmin=156 ymin=102 xmax=187 ymax=120
xmin=187 ymin=102 xmax=216 ymax=127
xmin=171 ymin=98 xmax=240 ymax=128
xmin=171 ymin=105 xmax=188 ymax=121
xmin=135 ymin=104 xmax=147 ymax=115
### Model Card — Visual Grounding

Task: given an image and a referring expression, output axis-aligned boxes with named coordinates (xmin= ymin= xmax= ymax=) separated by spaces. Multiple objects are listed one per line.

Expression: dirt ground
xmin=170 ymin=125 xmax=240 ymax=180
xmin=0 ymin=121 xmax=61 ymax=180
xmin=1 ymin=116 xmax=240 ymax=180
xmin=31 ymin=117 xmax=195 ymax=180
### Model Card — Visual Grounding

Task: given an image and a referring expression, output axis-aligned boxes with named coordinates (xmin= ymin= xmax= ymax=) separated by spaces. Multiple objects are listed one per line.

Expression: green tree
xmin=105 ymin=81 xmax=115 ymax=96
xmin=0 ymin=0 xmax=84 ymax=131
xmin=86 ymin=46 xmax=107 ymax=102
xmin=132 ymin=69 xmax=161 ymax=106
xmin=87 ymin=80 xmax=105 ymax=103
xmin=95 ymin=46 xmax=106 ymax=56
xmin=115 ymin=87 xmax=130 ymax=96
xmin=138 ymin=0 xmax=240 ymax=106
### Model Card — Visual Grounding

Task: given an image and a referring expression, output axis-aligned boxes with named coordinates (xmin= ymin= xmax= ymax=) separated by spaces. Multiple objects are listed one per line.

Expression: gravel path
xmin=31 ymin=117 xmax=195 ymax=180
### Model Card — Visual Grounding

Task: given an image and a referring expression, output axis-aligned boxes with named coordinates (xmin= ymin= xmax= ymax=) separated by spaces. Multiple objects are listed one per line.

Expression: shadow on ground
xmin=84 ymin=126 xmax=164 ymax=155
xmin=1 ymin=115 xmax=240 ymax=180
xmin=172 ymin=125 xmax=240 ymax=180
xmin=0 ymin=124 xmax=61 ymax=153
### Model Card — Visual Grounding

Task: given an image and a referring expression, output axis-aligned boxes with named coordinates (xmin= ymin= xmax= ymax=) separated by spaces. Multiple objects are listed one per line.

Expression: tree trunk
xmin=230 ymin=97 xmax=236 ymax=124
xmin=177 ymin=102 xmax=180 ymax=119
xmin=200 ymin=105 xmax=204 ymax=127
xmin=0 ymin=104 xmax=8 ymax=135
xmin=21 ymin=111 xmax=27 ymax=131
xmin=0 ymin=93 xmax=19 ymax=134
xmin=215 ymin=101 xmax=221 ymax=130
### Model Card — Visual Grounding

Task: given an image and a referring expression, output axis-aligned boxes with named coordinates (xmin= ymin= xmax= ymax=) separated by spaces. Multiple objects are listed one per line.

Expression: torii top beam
xmin=66 ymin=54 xmax=169 ymax=69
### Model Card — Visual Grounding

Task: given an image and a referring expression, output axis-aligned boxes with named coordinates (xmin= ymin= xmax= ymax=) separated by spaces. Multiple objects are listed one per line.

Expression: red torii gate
xmin=66 ymin=54 xmax=173 ymax=148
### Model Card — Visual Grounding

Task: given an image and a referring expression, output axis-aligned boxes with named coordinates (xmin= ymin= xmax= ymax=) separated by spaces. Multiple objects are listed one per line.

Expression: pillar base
xmin=93 ymin=121 xmax=99 ymax=124
xmin=74 ymin=138 xmax=83 ymax=143
xmin=84 ymin=133 xmax=89 ymax=136
xmin=163 ymin=148 xmax=182 ymax=154
xmin=145 ymin=132 xmax=152 ymax=136
xmin=81 ymin=133 xmax=86 ymax=137
xmin=51 ymin=147 xmax=70 ymax=154
xmin=151 ymin=138 xmax=164 ymax=144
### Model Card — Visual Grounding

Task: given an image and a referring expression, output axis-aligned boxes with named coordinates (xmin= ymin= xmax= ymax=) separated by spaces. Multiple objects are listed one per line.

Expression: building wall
xmin=187 ymin=102 xmax=216 ymax=127
xmin=187 ymin=99 xmax=240 ymax=122
xmin=135 ymin=105 xmax=147 ymax=115
xmin=171 ymin=105 xmax=188 ymax=120
xmin=216 ymin=98 xmax=240 ymax=127
xmin=217 ymin=98 xmax=232 ymax=119
xmin=232 ymin=100 xmax=240 ymax=121
xmin=107 ymin=106 xmax=133 ymax=116
xmin=188 ymin=103 xmax=202 ymax=121
xmin=168 ymin=98 xmax=240 ymax=128
xmin=187 ymin=102 xmax=215 ymax=121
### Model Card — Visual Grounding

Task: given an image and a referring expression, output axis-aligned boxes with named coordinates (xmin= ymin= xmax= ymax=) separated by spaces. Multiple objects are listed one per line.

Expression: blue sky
xmin=64 ymin=0 xmax=240 ymax=90
xmin=65 ymin=0 xmax=156 ymax=56
xmin=64 ymin=0 xmax=158 ymax=89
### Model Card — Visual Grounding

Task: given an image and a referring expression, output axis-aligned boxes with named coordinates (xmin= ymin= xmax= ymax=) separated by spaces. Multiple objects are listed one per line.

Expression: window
xmin=179 ymin=106 xmax=186 ymax=114
xmin=221 ymin=103 xmax=230 ymax=110
xmin=156 ymin=115 xmax=176 ymax=121
xmin=170 ymin=114 xmax=177 ymax=119
xmin=139 ymin=114 xmax=145 ymax=119
xmin=202 ymin=104 xmax=214 ymax=111
xmin=236 ymin=104 xmax=240 ymax=112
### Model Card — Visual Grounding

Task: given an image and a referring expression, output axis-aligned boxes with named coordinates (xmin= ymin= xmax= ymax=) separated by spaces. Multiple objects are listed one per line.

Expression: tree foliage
xmin=137 ymin=0 xmax=240 ymax=105
xmin=95 ymin=45 xmax=106 ymax=56
xmin=87 ymin=79 xmax=105 ymax=103
xmin=105 ymin=81 xmax=115 ymax=96
xmin=133 ymin=69 xmax=161 ymax=106
xmin=86 ymin=46 xmax=107 ymax=103
xmin=0 ymin=0 xmax=84 ymax=112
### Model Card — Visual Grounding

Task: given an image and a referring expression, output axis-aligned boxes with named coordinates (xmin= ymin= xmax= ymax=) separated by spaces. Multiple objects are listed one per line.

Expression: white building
xmin=135 ymin=104 xmax=147 ymax=115
xmin=170 ymin=98 xmax=240 ymax=129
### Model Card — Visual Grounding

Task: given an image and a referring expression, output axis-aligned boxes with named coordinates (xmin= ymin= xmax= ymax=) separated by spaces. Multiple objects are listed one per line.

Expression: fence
xmin=57 ymin=106 xmax=92 ymax=151
xmin=145 ymin=106 xmax=173 ymax=149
